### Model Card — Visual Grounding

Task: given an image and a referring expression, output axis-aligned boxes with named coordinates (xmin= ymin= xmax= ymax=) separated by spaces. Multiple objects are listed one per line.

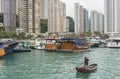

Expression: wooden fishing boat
xmin=44 ymin=38 xmax=90 ymax=52
xmin=45 ymin=38 xmax=59 ymax=51
xmin=59 ymin=38 xmax=89 ymax=52
xmin=0 ymin=48 xmax=5 ymax=57
xmin=76 ymin=64 xmax=97 ymax=73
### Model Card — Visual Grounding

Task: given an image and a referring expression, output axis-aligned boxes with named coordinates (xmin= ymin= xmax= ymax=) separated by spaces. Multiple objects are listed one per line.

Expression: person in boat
xmin=84 ymin=57 xmax=89 ymax=68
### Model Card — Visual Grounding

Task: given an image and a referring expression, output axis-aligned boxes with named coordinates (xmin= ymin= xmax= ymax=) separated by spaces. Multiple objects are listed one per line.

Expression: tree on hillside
xmin=4 ymin=31 xmax=17 ymax=38
xmin=18 ymin=32 xmax=26 ymax=39
xmin=66 ymin=16 xmax=74 ymax=32
xmin=0 ymin=13 xmax=3 ymax=23
xmin=16 ymin=15 xmax=19 ymax=28
xmin=0 ymin=27 xmax=5 ymax=33
xmin=40 ymin=19 xmax=48 ymax=33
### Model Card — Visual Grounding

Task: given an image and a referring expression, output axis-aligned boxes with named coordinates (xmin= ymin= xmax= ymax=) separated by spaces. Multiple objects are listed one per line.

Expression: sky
xmin=0 ymin=0 xmax=1 ymax=12
xmin=61 ymin=0 xmax=104 ymax=18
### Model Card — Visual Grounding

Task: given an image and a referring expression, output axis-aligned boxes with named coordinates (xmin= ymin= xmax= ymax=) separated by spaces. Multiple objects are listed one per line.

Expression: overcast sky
xmin=0 ymin=0 xmax=1 ymax=12
xmin=61 ymin=0 xmax=104 ymax=18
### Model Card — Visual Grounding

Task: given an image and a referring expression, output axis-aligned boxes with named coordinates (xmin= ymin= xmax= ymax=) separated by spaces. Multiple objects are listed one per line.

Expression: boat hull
xmin=13 ymin=49 xmax=31 ymax=53
xmin=5 ymin=42 xmax=19 ymax=54
xmin=35 ymin=46 xmax=45 ymax=50
xmin=76 ymin=64 xmax=97 ymax=73
xmin=91 ymin=44 xmax=99 ymax=47
xmin=0 ymin=48 xmax=5 ymax=57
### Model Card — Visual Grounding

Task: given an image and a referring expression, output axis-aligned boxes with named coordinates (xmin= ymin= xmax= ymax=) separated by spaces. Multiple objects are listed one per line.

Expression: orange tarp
xmin=0 ymin=49 xmax=5 ymax=57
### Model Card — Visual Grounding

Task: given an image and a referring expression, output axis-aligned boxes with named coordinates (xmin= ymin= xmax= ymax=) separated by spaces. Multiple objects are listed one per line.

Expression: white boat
xmin=107 ymin=37 xmax=120 ymax=48
xmin=34 ymin=38 xmax=46 ymax=50
xmin=90 ymin=37 xmax=101 ymax=47
xmin=35 ymin=45 xmax=45 ymax=50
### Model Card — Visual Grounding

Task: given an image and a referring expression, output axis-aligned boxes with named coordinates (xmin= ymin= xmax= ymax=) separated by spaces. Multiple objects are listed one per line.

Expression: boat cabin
xmin=45 ymin=38 xmax=89 ymax=52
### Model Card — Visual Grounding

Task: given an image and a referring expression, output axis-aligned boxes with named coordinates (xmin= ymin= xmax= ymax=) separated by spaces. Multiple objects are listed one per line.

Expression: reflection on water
xmin=0 ymin=58 xmax=5 ymax=69
xmin=0 ymin=58 xmax=5 ymax=78
xmin=76 ymin=72 xmax=90 ymax=79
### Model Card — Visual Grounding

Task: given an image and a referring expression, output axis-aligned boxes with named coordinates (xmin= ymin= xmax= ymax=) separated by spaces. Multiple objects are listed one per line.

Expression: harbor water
xmin=0 ymin=48 xmax=120 ymax=79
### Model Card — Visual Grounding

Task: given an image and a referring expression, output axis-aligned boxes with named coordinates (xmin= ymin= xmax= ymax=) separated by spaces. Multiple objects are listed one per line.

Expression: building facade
xmin=90 ymin=11 xmax=104 ymax=33
xmin=99 ymin=13 xmax=104 ymax=33
xmin=66 ymin=18 xmax=70 ymax=32
xmin=90 ymin=11 xmax=99 ymax=33
xmin=84 ymin=8 xmax=89 ymax=32
xmin=79 ymin=6 xmax=84 ymax=34
xmin=59 ymin=2 xmax=66 ymax=33
xmin=39 ymin=0 xmax=48 ymax=19
xmin=74 ymin=3 xmax=80 ymax=34
xmin=48 ymin=0 xmax=66 ymax=33
xmin=104 ymin=0 xmax=120 ymax=34
xmin=0 ymin=0 xmax=1 ymax=12
xmin=74 ymin=3 xmax=89 ymax=34
xmin=1 ymin=0 xmax=16 ymax=31
xmin=18 ymin=0 xmax=40 ymax=34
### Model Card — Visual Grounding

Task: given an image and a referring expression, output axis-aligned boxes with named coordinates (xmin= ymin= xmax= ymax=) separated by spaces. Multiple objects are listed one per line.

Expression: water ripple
xmin=0 ymin=48 xmax=120 ymax=79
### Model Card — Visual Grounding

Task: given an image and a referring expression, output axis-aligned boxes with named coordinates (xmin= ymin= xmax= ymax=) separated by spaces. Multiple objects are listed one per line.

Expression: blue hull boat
xmin=5 ymin=42 xmax=19 ymax=54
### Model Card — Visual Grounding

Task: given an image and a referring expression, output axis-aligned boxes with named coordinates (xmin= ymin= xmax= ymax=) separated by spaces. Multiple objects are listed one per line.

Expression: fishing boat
xmin=59 ymin=38 xmax=89 ymax=52
xmin=0 ymin=49 xmax=5 ymax=57
xmin=29 ymin=46 xmax=36 ymax=49
xmin=0 ymin=40 xmax=19 ymax=54
xmin=13 ymin=43 xmax=31 ymax=53
xmin=107 ymin=37 xmax=120 ymax=48
xmin=13 ymin=49 xmax=31 ymax=53
xmin=0 ymin=44 xmax=5 ymax=57
xmin=99 ymin=42 xmax=107 ymax=48
xmin=44 ymin=38 xmax=89 ymax=52
xmin=90 ymin=37 xmax=100 ymax=47
xmin=35 ymin=46 xmax=45 ymax=50
xmin=45 ymin=38 xmax=59 ymax=51
xmin=76 ymin=64 xmax=97 ymax=73
xmin=5 ymin=42 xmax=19 ymax=54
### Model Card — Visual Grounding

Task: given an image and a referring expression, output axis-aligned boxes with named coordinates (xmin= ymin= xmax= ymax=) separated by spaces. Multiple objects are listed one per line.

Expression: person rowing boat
xmin=84 ymin=57 xmax=89 ymax=68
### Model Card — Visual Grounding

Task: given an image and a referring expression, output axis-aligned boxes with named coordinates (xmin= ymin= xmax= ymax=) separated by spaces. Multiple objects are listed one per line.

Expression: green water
xmin=0 ymin=48 xmax=120 ymax=79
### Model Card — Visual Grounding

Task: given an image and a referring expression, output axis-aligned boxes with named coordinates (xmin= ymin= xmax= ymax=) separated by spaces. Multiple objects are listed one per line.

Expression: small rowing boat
xmin=76 ymin=64 xmax=97 ymax=73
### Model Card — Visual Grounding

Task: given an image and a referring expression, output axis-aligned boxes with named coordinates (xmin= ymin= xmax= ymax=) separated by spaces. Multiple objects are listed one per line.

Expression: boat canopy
xmin=0 ymin=42 xmax=4 ymax=45
xmin=61 ymin=38 xmax=85 ymax=46
xmin=61 ymin=38 xmax=74 ymax=40
xmin=75 ymin=40 xmax=84 ymax=46
xmin=45 ymin=38 xmax=60 ymax=40
xmin=0 ymin=45 xmax=3 ymax=49
xmin=61 ymin=38 xmax=85 ymax=40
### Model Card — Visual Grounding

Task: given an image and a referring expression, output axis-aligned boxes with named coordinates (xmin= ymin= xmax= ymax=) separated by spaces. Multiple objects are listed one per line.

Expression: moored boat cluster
xmin=0 ymin=35 xmax=120 ymax=57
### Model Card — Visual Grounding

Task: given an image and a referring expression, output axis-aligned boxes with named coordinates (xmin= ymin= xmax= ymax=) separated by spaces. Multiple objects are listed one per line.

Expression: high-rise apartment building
xmin=74 ymin=3 xmax=80 ymax=34
xmin=74 ymin=3 xmax=89 ymax=34
xmin=16 ymin=0 xmax=18 ymax=15
xmin=48 ymin=0 xmax=66 ymax=33
xmin=84 ymin=8 xmax=89 ymax=32
xmin=0 ymin=0 xmax=1 ymax=12
xmin=66 ymin=18 xmax=70 ymax=32
xmin=1 ymin=0 xmax=16 ymax=31
xmin=18 ymin=0 xmax=28 ymax=32
xmin=90 ymin=11 xmax=104 ymax=33
xmin=99 ymin=13 xmax=104 ymax=33
xmin=90 ymin=11 xmax=99 ymax=33
xmin=39 ymin=0 xmax=48 ymax=19
xmin=79 ymin=6 xmax=84 ymax=34
xmin=104 ymin=0 xmax=120 ymax=34
xmin=59 ymin=2 xmax=66 ymax=33
xmin=18 ymin=0 xmax=40 ymax=34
